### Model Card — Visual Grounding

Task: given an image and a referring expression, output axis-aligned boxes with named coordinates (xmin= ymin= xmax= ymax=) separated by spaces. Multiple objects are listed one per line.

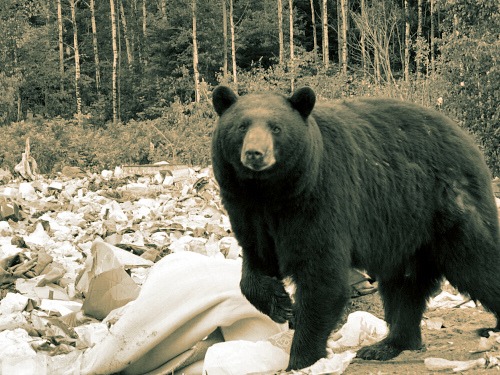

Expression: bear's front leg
xmin=287 ymin=271 xmax=349 ymax=370
xmin=240 ymin=254 xmax=293 ymax=324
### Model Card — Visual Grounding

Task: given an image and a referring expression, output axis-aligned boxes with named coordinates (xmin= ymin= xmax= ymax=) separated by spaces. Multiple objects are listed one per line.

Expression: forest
xmin=0 ymin=0 xmax=498 ymax=176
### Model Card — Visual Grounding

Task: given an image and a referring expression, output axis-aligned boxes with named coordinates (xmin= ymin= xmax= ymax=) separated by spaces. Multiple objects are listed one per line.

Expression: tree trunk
xmin=404 ymin=0 xmax=410 ymax=83
xmin=289 ymin=0 xmax=294 ymax=91
xmin=110 ymin=0 xmax=119 ymax=124
xmin=142 ymin=0 xmax=147 ymax=38
xmin=69 ymin=0 xmax=82 ymax=121
xmin=222 ymin=0 xmax=228 ymax=78
xmin=192 ymin=0 xmax=200 ymax=102
xmin=416 ymin=0 xmax=423 ymax=77
xmin=117 ymin=0 xmax=122 ymax=119
xmin=57 ymin=0 xmax=64 ymax=93
xmin=430 ymin=0 xmax=435 ymax=75
xmin=310 ymin=0 xmax=318 ymax=61
xmin=159 ymin=0 xmax=166 ymax=18
xmin=321 ymin=0 xmax=329 ymax=67
xmin=340 ymin=0 xmax=348 ymax=74
xmin=13 ymin=43 xmax=22 ymax=121
xmin=131 ymin=0 xmax=144 ymax=68
xmin=229 ymin=0 xmax=237 ymax=83
xmin=90 ymin=0 xmax=101 ymax=94
xmin=120 ymin=0 xmax=134 ymax=68
xmin=278 ymin=0 xmax=284 ymax=65
xmin=360 ymin=0 xmax=366 ymax=77
xmin=337 ymin=0 xmax=341 ymax=64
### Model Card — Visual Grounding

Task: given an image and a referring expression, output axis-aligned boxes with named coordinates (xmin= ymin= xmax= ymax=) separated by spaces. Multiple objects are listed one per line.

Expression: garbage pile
xmin=0 ymin=163 xmax=500 ymax=374
xmin=0 ymin=164 xmax=240 ymax=374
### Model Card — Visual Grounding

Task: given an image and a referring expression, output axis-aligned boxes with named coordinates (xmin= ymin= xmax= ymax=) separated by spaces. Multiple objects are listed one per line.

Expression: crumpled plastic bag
xmin=202 ymin=311 xmax=386 ymax=375
xmin=328 ymin=311 xmax=388 ymax=349
xmin=203 ymin=340 xmax=289 ymax=375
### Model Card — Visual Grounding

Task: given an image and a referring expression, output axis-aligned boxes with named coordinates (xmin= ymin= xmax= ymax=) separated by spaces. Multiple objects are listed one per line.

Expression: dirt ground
xmin=341 ymin=292 xmax=499 ymax=374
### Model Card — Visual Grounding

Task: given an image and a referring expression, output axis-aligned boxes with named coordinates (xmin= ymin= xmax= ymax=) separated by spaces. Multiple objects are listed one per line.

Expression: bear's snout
xmin=240 ymin=125 xmax=276 ymax=171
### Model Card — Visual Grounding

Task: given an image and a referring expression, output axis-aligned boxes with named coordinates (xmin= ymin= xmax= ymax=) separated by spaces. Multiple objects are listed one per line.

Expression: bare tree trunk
xmin=117 ymin=1 xmax=122 ymax=119
xmin=404 ymin=0 xmax=410 ymax=83
xmin=278 ymin=0 xmax=284 ymax=65
xmin=229 ymin=0 xmax=237 ymax=83
xmin=192 ymin=0 xmax=200 ymax=102
xmin=310 ymin=0 xmax=318 ymax=61
xmin=57 ymin=0 xmax=64 ymax=93
xmin=340 ymin=0 xmax=348 ymax=74
xmin=13 ymin=43 xmax=22 ymax=121
xmin=337 ymin=0 xmax=341 ymax=64
xmin=70 ymin=0 xmax=82 ymax=122
xmin=321 ymin=0 xmax=329 ymax=67
xmin=120 ymin=0 xmax=134 ymax=68
xmin=222 ymin=0 xmax=228 ymax=78
xmin=360 ymin=0 xmax=366 ymax=77
xmin=142 ymin=0 xmax=147 ymax=38
xmin=416 ymin=0 xmax=422 ymax=77
xmin=374 ymin=42 xmax=380 ymax=84
xmin=430 ymin=0 xmax=435 ymax=75
xmin=158 ymin=0 xmax=166 ymax=18
xmin=131 ymin=0 xmax=144 ymax=67
xmin=289 ymin=0 xmax=294 ymax=91
xmin=351 ymin=1 xmax=396 ymax=85
xmin=110 ymin=0 xmax=119 ymax=124
xmin=90 ymin=0 xmax=101 ymax=94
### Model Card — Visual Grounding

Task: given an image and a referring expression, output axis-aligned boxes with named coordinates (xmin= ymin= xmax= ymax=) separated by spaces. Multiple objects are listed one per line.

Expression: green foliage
xmin=0 ymin=0 xmax=498 ymax=176
xmin=436 ymin=36 xmax=500 ymax=177
xmin=0 ymin=100 xmax=215 ymax=175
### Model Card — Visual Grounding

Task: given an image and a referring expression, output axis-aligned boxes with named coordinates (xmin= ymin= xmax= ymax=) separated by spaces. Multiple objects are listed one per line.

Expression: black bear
xmin=211 ymin=86 xmax=500 ymax=370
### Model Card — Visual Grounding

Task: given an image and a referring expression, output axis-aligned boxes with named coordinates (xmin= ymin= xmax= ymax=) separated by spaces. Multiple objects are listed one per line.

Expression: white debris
xmin=428 ymin=290 xmax=476 ymax=309
xmin=203 ymin=340 xmax=289 ymax=375
xmin=0 ymin=293 xmax=29 ymax=314
xmin=24 ymin=222 xmax=53 ymax=247
xmin=424 ymin=357 xmax=486 ymax=372
xmin=0 ymin=329 xmax=37 ymax=369
xmin=328 ymin=311 xmax=388 ymax=349
xmin=18 ymin=182 xmax=38 ymax=201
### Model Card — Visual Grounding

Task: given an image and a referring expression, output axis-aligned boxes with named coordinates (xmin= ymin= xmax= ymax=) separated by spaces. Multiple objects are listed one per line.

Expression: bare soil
xmin=342 ymin=292 xmax=499 ymax=374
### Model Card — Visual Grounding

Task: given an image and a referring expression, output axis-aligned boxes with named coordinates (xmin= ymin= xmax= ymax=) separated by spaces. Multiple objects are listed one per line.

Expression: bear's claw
xmin=356 ymin=340 xmax=405 ymax=361
xmin=269 ymin=289 xmax=293 ymax=323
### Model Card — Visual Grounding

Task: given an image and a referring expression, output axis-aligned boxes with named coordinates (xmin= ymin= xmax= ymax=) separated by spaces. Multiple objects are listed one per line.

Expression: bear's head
xmin=212 ymin=86 xmax=317 ymax=184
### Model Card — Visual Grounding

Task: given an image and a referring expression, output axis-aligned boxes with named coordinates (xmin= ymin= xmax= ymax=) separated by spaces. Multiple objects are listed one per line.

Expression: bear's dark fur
xmin=211 ymin=86 xmax=500 ymax=370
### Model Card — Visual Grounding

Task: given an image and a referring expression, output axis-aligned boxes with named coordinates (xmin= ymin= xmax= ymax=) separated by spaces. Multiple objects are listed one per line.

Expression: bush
xmin=0 ymin=49 xmax=497 ymax=177
xmin=0 ymin=100 xmax=215 ymax=175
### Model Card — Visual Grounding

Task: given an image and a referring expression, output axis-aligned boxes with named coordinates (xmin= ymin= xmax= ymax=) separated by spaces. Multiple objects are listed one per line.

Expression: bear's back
xmin=311 ymin=97 xmax=487 ymax=179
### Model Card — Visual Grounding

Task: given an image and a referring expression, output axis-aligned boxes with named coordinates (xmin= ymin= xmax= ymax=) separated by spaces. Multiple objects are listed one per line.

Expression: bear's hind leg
xmin=441 ymin=220 xmax=500 ymax=336
xmin=357 ymin=262 xmax=441 ymax=361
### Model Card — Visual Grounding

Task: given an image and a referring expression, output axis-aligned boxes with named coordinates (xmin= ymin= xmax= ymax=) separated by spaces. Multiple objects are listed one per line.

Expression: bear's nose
xmin=245 ymin=149 xmax=264 ymax=161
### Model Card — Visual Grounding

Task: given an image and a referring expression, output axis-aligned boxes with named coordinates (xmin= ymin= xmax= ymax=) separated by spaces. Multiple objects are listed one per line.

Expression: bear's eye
xmin=271 ymin=126 xmax=281 ymax=134
xmin=238 ymin=124 xmax=247 ymax=132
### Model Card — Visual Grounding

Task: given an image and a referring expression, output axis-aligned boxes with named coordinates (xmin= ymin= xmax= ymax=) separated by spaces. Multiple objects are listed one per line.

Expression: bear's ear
xmin=213 ymin=86 xmax=238 ymax=116
xmin=289 ymin=87 xmax=316 ymax=118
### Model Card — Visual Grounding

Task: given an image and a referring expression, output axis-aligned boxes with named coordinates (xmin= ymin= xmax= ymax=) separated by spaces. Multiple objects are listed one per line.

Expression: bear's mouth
xmin=242 ymin=160 xmax=273 ymax=171
xmin=240 ymin=152 xmax=276 ymax=172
